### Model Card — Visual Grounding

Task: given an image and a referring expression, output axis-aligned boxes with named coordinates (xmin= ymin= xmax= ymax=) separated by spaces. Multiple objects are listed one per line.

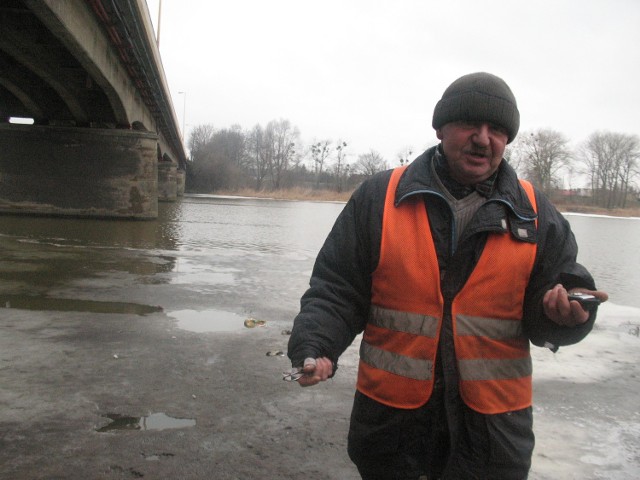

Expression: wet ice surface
xmin=97 ymin=413 xmax=196 ymax=432
xmin=168 ymin=308 xmax=270 ymax=333
xmin=528 ymin=302 xmax=640 ymax=479
xmin=169 ymin=308 xmax=246 ymax=332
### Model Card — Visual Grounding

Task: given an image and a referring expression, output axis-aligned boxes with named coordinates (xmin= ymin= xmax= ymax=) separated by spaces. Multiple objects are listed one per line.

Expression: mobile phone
xmin=568 ymin=292 xmax=601 ymax=308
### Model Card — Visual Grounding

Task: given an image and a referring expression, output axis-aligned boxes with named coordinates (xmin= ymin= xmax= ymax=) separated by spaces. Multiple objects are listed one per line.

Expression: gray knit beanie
xmin=432 ymin=72 xmax=520 ymax=143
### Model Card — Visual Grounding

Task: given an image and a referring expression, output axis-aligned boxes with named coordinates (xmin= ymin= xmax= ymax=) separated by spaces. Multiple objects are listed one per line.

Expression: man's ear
xmin=436 ymin=129 xmax=443 ymax=140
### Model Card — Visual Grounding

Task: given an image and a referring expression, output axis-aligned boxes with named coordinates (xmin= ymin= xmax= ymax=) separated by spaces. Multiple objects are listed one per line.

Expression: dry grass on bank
xmin=554 ymin=203 xmax=640 ymax=218
xmin=214 ymin=187 xmax=353 ymax=203
xmin=212 ymin=188 xmax=640 ymax=218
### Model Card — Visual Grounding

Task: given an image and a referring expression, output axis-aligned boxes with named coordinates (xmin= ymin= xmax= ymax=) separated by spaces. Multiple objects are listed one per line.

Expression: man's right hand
xmin=297 ymin=357 xmax=334 ymax=387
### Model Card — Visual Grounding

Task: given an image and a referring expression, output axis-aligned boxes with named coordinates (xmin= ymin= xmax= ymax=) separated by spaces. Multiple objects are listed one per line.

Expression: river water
xmin=0 ymin=195 xmax=638 ymax=331
xmin=564 ymin=213 xmax=640 ymax=308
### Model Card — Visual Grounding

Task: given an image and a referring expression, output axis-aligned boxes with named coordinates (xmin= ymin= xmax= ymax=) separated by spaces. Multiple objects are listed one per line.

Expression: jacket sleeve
xmin=287 ymin=174 xmax=388 ymax=368
xmin=522 ymin=191 xmax=598 ymax=349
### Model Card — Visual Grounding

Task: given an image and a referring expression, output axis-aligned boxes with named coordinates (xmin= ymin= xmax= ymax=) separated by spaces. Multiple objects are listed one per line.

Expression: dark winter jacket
xmin=288 ymin=145 xmax=597 ymax=369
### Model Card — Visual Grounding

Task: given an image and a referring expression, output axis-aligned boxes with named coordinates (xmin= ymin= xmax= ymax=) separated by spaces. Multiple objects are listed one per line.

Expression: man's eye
xmin=490 ymin=124 xmax=508 ymax=135
xmin=455 ymin=121 xmax=477 ymax=129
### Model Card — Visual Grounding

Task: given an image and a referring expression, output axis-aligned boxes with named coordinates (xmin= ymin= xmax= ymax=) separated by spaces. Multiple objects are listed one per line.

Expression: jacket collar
xmin=394 ymin=145 xmax=538 ymax=243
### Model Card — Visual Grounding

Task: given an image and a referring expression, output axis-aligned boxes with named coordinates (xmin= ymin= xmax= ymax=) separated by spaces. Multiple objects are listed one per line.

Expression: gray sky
xmin=147 ymin=0 xmax=640 ymax=163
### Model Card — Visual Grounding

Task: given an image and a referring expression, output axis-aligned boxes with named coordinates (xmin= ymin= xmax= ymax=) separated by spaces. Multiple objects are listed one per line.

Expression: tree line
xmin=508 ymin=129 xmax=640 ymax=208
xmin=185 ymin=119 xmax=640 ymax=209
xmin=186 ymin=119 xmax=389 ymax=195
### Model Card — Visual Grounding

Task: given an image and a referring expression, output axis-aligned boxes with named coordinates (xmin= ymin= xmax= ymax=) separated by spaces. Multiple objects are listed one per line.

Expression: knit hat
xmin=432 ymin=72 xmax=520 ymax=143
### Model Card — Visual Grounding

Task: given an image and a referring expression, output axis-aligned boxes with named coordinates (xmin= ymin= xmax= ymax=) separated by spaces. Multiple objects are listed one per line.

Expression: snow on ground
xmin=532 ymin=302 xmax=639 ymax=383
xmin=529 ymin=302 xmax=640 ymax=479
xmin=324 ymin=302 xmax=640 ymax=479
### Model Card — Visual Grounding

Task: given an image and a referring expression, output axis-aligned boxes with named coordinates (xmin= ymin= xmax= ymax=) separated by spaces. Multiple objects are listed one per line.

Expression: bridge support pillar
xmin=177 ymin=169 xmax=186 ymax=197
xmin=158 ymin=161 xmax=177 ymax=202
xmin=0 ymin=125 xmax=159 ymax=219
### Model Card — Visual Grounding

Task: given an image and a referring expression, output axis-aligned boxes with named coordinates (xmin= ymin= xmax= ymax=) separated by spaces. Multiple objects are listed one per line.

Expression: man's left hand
xmin=543 ymin=284 xmax=609 ymax=327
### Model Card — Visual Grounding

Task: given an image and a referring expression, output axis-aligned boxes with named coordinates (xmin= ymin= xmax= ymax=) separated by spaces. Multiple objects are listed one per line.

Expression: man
xmin=287 ymin=72 xmax=608 ymax=479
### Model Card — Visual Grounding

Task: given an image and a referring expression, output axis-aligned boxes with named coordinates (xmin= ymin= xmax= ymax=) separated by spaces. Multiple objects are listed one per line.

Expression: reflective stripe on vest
xmin=453 ymin=178 xmax=537 ymax=413
xmin=360 ymin=305 xmax=439 ymax=381
xmin=357 ymin=166 xmax=538 ymax=412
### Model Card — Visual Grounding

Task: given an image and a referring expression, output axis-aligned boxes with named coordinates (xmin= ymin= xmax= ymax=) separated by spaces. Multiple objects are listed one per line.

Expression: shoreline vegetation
xmin=211 ymin=187 xmax=640 ymax=218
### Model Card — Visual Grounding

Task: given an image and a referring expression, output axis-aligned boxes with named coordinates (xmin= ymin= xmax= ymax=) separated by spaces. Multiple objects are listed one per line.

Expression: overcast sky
xmin=146 ymin=0 xmax=640 ymax=163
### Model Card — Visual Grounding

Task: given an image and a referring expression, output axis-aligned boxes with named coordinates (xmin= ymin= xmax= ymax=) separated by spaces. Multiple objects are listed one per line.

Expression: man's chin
xmin=452 ymin=168 xmax=493 ymax=185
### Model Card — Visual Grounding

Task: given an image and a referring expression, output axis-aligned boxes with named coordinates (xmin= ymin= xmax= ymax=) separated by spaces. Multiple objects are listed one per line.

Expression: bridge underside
xmin=0 ymin=125 xmax=161 ymax=219
xmin=0 ymin=0 xmax=186 ymax=219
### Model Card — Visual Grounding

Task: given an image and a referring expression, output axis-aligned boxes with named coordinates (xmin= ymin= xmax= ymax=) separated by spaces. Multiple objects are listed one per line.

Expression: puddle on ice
xmin=97 ymin=413 xmax=195 ymax=432
xmin=170 ymin=308 xmax=247 ymax=332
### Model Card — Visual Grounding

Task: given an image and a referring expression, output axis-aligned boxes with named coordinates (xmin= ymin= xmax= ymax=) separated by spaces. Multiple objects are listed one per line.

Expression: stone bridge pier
xmin=0 ymin=124 xmax=163 ymax=219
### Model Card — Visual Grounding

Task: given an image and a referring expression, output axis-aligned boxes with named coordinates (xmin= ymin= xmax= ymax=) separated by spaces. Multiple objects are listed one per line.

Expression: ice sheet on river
xmin=529 ymin=302 xmax=640 ymax=479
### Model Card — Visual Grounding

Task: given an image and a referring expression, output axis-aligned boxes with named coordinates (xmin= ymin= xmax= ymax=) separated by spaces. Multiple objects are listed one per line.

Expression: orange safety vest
xmin=357 ymin=166 xmax=538 ymax=414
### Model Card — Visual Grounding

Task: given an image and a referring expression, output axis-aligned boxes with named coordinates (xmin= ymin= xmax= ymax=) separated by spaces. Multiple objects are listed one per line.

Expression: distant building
xmin=559 ymin=188 xmax=592 ymax=198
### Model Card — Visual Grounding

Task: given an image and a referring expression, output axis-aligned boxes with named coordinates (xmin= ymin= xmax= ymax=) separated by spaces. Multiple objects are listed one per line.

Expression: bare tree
xmin=265 ymin=119 xmax=299 ymax=189
xmin=510 ymin=129 xmax=571 ymax=193
xmin=503 ymin=145 xmax=523 ymax=175
xmin=208 ymin=127 xmax=248 ymax=190
xmin=355 ymin=150 xmax=388 ymax=176
xmin=311 ymin=140 xmax=331 ymax=188
xmin=226 ymin=124 xmax=246 ymax=169
xmin=187 ymin=124 xmax=215 ymax=162
xmin=579 ymin=131 xmax=640 ymax=208
xmin=332 ymin=141 xmax=348 ymax=192
xmin=397 ymin=147 xmax=413 ymax=166
xmin=186 ymin=124 xmax=216 ymax=192
xmin=246 ymin=124 xmax=270 ymax=190
xmin=618 ymin=137 xmax=640 ymax=207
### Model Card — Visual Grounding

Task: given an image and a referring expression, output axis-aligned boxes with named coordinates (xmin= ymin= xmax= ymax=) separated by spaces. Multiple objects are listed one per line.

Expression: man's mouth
xmin=465 ymin=149 xmax=489 ymax=160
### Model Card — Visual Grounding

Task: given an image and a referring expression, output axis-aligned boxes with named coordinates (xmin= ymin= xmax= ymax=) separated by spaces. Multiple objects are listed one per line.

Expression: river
xmin=0 ymin=196 xmax=345 ymax=332
xmin=0 ymin=195 xmax=637 ymax=325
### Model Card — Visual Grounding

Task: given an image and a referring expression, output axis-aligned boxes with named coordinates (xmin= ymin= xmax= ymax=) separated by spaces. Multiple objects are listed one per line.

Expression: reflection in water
xmin=97 ymin=412 xmax=196 ymax=432
xmin=1 ymin=295 xmax=162 ymax=315
xmin=0 ymin=203 xmax=187 ymax=316
xmin=0 ymin=200 xmax=185 ymax=250
xmin=0 ymin=196 xmax=347 ymax=324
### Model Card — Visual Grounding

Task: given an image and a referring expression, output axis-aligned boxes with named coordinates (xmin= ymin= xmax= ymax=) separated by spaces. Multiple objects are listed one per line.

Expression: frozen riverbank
xmin=529 ymin=302 xmax=640 ymax=479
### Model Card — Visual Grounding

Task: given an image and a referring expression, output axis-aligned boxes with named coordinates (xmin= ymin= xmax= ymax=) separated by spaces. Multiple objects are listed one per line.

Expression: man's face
xmin=436 ymin=121 xmax=509 ymax=185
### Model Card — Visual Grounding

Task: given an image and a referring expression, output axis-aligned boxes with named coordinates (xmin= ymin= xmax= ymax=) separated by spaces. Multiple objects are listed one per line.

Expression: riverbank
xmin=555 ymin=203 xmax=640 ymax=218
xmin=212 ymin=188 xmax=640 ymax=217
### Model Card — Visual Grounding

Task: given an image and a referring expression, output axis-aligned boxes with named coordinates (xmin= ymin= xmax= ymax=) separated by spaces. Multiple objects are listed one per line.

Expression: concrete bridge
xmin=0 ymin=0 xmax=186 ymax=219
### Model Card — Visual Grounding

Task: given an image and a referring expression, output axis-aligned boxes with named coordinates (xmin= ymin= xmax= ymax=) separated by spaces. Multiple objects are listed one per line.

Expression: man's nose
xmin=471 ymin=124 xmax=491 ymax=145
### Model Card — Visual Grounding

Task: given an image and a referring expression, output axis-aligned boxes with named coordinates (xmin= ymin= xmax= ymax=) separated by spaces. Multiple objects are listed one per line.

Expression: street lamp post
xmin=156 ymin=0 xmax=162 ymax=46
xmin=177 ymin=91 xmax=187 ymax=142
